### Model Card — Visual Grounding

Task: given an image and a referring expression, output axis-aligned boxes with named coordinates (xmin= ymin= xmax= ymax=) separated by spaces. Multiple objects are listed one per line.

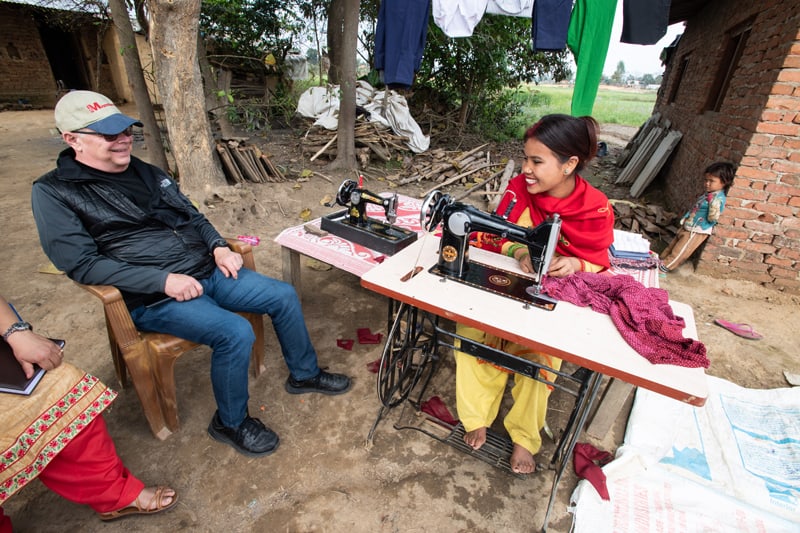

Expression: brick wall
xmin=0 ymin=4 xmax=57 ymax=106
xmin=655 ymin=0 xmax=800 ymax=292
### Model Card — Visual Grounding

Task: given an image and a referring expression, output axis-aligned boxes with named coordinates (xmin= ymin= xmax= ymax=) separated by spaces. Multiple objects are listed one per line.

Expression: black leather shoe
xmin=207 ymin=411 xmax=279 ymax=457
xmin=285 ymin=370 xmax=352 ymax=395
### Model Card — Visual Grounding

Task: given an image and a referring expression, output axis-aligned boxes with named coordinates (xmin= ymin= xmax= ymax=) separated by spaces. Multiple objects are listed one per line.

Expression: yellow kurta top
xmin=0 ymin=362 xmax=116 ymax=503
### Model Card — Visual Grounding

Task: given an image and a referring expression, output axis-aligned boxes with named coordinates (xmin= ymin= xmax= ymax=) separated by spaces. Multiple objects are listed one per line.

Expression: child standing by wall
xmin=659 ymin=161 xmax=736 ymax=272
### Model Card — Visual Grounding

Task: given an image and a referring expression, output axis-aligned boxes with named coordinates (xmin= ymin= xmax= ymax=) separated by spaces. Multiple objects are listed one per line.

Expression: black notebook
xmin=0 ymin=337 xmax=64 ymax=395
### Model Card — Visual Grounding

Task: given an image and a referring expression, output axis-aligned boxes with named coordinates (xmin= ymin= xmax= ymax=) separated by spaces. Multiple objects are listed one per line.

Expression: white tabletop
xmin=361 ymin=235 xmax=708 ymax=406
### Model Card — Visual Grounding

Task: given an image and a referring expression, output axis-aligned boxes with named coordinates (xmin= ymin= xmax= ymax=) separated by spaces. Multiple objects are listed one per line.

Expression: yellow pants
xmin=454 ymin=323 xmax=561 ymax=455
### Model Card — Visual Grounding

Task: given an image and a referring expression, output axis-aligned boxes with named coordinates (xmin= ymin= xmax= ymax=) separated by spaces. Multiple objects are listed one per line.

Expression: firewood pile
xmin=386 ymin=144 xmax=516 ymax=203
xmin=301 ymin=120 xmax=409 ymax=163
xmin=216 ymin=140 xmax=286 ymax=184
xmin=610 ymin=199 xmax=679 ymax=243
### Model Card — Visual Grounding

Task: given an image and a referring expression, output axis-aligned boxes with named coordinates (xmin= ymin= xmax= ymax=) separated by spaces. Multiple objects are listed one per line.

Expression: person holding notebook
xmin=0 ymin=295 xmax=178 ymax=529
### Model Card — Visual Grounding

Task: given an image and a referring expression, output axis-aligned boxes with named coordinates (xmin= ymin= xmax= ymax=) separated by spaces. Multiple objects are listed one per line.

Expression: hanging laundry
xmin=567 ymin=0 xmax=618 ymax=116
xmin=531 ymin=0 xmax=573 ymax=51
xmin=486 ymin=0 xmax=533 ymax=17
xmin=621 ymin=0 xmax=671 ymax=45
xmin=432 ymin=0 xmax=489 ymax=38
xmin=374 ymin=0 xmax=431 ymax=87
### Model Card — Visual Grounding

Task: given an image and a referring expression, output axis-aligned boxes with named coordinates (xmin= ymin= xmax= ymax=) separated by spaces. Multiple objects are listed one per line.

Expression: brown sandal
xmin=98 ymin=486 xmax=178 ymax=521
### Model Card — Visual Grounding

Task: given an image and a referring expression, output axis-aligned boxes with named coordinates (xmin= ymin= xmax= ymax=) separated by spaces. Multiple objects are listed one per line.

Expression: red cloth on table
xmin=573 ymin=442 xmax=613 ymax=500
xmin=542 ymin=271 xmax=708 ymax=368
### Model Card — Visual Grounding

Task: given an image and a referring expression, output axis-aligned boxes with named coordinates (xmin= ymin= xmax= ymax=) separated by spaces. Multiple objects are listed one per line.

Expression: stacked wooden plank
xmin=216 ymin=141 xmax=286 ymax=183
xmin=610 ymin=199 xmax=679 ymax=243
xmin=616 ymin=113 xmax=683 ymax=198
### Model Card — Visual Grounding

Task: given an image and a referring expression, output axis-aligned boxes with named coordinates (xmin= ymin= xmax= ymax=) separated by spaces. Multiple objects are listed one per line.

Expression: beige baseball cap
xmin=55 ymin=90 xmax=143 ymax=134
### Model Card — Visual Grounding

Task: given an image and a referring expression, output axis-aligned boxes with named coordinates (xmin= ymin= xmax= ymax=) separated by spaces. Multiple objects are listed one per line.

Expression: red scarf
xmin=478 ymin=174 xmax=614 ymax=268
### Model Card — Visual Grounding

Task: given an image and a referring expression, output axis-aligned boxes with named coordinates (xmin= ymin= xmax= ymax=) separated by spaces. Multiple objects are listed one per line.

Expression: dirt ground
xmin=1 ymin=107 xmax=798 ymax=533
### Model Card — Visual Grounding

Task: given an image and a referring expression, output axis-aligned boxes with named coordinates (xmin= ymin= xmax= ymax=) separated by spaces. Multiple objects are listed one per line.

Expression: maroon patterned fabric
xmin=542 ymin=272 xmax=709 ymax=368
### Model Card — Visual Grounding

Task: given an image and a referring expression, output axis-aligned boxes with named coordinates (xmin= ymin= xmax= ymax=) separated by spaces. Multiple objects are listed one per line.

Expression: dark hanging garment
xmin=621 ymin=0 xmax=671 ymax=45
xmin=531 ymin=0 xmax=573 ymax=51
xmin=374 ymin=0 xmax=431 ymax=87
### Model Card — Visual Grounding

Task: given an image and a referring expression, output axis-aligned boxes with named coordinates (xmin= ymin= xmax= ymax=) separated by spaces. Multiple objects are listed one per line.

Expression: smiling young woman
xmin=454 ymin=113 xmax=615 ymax=474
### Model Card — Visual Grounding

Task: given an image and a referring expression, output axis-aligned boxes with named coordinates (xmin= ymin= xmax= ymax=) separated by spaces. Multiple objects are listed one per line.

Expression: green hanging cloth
xmin=567 ymin=0 xmax=619 ymax=116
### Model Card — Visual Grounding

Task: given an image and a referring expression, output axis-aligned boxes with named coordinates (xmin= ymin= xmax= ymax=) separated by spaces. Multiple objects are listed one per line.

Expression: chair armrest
xmin=226 ymin=238 xmax=257 ymax=271
xmin=74 ymin=282 xmax=142 ymax=349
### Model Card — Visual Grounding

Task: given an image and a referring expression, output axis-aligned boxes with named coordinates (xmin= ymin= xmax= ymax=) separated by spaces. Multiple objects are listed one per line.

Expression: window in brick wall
xmin=668 ymin=55 xmax=689 ymax=104
xmin=6 ymin=42 xmax=21 ymax=60
xmin=705 ymin=19 xmax=753 ymax=112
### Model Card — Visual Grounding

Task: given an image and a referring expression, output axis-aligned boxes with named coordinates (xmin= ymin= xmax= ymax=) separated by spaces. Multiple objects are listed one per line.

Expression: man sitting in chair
xmin=31 ymin=91 xmax=351 ymax=458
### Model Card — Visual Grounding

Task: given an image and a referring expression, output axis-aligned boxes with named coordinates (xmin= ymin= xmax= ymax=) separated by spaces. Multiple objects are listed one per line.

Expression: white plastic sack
xmin=296 ymin=82 xmax=430 ymax=153
xmin=570 ymin=376 xmax=800 ymax=532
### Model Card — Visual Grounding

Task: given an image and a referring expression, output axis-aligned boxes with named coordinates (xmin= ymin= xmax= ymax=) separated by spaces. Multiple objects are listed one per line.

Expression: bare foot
xmin=464 ymin=427 xmax=487 ymax=450
xmin=510 ymin=444 xmax=536 ymax=474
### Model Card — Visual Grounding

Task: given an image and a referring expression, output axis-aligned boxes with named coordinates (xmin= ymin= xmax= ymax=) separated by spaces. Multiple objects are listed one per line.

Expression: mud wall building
xmin=0 ymin=2 xmax=120 ymax=107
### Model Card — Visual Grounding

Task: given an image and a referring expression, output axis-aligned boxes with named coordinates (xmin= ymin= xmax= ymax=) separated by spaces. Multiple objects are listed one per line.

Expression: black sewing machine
xmin=420 ymin=190 xmax=561 ymax=310
xmin=320 ymin=179 xmax=418 ymax=255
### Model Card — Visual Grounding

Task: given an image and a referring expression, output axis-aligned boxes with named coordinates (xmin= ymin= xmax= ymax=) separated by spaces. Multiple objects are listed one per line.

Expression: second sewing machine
xmin=322 ymin=179 xmax=418 ymax=255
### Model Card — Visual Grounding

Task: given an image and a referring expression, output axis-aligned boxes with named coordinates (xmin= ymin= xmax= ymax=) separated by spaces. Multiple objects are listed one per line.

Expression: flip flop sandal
xmin=98 ymin=486 xmax=178 ymax=521
xmin=713 ymin=319 xmax=763 ymax=340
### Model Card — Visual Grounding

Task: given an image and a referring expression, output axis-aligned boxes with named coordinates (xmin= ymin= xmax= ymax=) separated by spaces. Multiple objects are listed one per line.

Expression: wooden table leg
xmin=281 ymin=246 xmax=302 ymax=292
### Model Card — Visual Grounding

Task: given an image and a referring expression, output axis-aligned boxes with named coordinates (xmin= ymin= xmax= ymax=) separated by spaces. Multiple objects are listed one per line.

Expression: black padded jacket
xmin=32 ymin=149 xmax=226 ymax=309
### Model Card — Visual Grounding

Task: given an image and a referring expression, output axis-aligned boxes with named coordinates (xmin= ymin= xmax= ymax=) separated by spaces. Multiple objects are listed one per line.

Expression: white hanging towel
xmin=485 ymin=0 xmax=534 ymax=17
xmin=432 ymin=0 xmax=489 ymax=38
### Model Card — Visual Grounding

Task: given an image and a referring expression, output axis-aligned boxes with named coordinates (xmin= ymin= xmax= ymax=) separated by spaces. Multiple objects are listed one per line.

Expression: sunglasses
xmin=73 ymin=126 xmax=134 ymax=142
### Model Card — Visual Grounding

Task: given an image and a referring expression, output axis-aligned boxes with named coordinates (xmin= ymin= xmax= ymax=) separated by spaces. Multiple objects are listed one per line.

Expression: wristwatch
xmin=2 ymin=321 xmax=32 ymax=341
xmin=210 ymin=238 xmax=229 ymax=252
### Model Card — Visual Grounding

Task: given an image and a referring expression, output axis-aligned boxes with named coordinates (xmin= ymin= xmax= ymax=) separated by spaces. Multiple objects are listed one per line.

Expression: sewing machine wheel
xmin=377 ymin=303 xmax=437 ymax=408
xmin=335 ymin=179 xmax=357 ymax=206
xmin=419 ymin=190 xmax=447 ymax=233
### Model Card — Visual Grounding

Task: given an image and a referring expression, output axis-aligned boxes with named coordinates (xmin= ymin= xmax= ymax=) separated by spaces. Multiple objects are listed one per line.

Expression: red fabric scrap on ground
xmin=573 ymin=442 xmax=614 ymax=500
xmin=336 ymin=338 xmax=354 ymax=350
xmin=357 ymin=328 xmax=383 ymax=344
xmin=420 ymin=396 xmax=458 ymax=426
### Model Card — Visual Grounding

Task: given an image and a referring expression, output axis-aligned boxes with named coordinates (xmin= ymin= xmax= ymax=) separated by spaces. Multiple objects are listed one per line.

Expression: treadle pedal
xmin=442 ymin=423 xmax=521 ymax=476
xmin=394 ymin=407 xmax=544 ymax=477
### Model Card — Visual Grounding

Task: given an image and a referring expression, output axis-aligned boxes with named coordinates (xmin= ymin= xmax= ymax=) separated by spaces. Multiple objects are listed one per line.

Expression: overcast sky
xmin=603 ymin=3 xmax=686 ymax=77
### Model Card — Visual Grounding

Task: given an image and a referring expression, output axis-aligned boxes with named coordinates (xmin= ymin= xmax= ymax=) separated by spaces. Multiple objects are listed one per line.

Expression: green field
xmin=510 ymin=84 xmax=656 ymax=137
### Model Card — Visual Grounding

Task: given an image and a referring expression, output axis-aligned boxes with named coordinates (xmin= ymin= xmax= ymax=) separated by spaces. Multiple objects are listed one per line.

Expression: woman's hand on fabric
xmin=547 ymin=256 xmax=580 ymax=278
xmin=514 ymin=249 xmax=534 ymax=274
xmin=6 ymin=329 xmax=63 ymax=377
xmin=213 ymin=247 xmax=243 ymax=279
xmin=164 ymin=273 xmax=203 ymax=301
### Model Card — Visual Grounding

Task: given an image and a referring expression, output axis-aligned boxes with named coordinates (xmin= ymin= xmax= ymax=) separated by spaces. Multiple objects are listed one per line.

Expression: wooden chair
xmin=76 ymin=239 xmax=265 ymax=440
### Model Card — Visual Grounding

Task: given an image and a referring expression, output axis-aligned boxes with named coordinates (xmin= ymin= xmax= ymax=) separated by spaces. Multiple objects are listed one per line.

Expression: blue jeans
xmin=130 ymin=268 xmax=320 ymax=428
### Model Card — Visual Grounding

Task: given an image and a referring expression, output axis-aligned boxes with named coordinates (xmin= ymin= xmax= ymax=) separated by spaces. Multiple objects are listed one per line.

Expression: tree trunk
xmin=326 ymin=0 xmax=345 ymax=85
xmin=107 ymin=0 xmax=169 ymax=171
xmin=328 ymin=0 xmax=359 ymax=172
xmin=148 ymin=0 xmax=227 ymax=199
